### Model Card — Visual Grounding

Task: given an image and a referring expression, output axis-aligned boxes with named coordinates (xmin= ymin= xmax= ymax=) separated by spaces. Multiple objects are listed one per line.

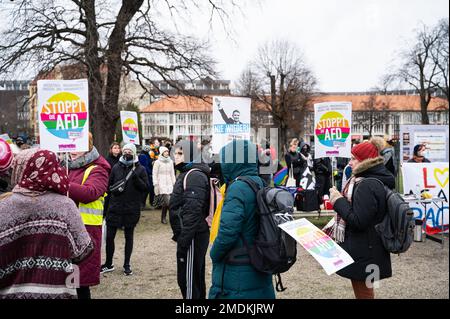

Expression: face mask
xmin=124 ymin=154 xmax=134 ymax=161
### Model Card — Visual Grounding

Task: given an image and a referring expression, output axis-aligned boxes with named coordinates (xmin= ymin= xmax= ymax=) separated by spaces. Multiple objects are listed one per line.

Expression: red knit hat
xmin=351 ymin=137 xmax=384 ymax=161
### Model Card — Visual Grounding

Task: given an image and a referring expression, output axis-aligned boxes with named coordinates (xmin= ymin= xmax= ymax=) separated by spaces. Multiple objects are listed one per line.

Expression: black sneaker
xmin=123 ymin=266 xmax=133 ymax=276
xmin=100 ymin=264 xmax=115 ymax=274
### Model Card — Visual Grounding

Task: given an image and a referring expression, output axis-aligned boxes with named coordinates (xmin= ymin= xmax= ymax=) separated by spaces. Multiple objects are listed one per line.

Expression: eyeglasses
xmin=175 ymin=152 xmax=183 ymax=155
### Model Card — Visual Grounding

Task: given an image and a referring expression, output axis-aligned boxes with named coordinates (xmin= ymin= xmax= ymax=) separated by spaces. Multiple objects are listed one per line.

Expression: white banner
xmin=402 ymin=162 xmax=449 ymax=234
xmin=400 ymin=125 xmax=449 ymax=163
xmin=279 ymin=218 xmax=354 ymax=275
xmin=314 ymin=102 xmax=352 ymax=159
xmin=120 ymin=111 xmax=140 ymax=145
xmin=37 ymin=79 xmax=89 ymax=153
xmin=212 ymin=96 xmax=251 ymax=154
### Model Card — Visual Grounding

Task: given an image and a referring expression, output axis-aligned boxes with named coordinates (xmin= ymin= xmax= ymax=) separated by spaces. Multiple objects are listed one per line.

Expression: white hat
xmin=122 ymin=143 xmax=138 ymax=162
xmin=159 ymin=146 xmax=169 ymax=155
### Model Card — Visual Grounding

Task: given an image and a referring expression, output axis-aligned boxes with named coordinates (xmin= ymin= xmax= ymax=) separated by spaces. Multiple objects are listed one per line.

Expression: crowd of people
xmin=0 ymin=132 xmax=434 ymax=299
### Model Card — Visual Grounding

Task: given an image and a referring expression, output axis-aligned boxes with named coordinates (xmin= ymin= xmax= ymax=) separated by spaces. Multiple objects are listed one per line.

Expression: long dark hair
xmin=109 ymin=142 xmax=121 ymax=156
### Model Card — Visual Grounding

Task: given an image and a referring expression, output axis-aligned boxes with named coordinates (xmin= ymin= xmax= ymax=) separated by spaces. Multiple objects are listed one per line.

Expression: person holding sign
xmin=66 ymin=133 xmax=111 ymax=299
xmin=327 ymin=137 xmax=394 ymax=299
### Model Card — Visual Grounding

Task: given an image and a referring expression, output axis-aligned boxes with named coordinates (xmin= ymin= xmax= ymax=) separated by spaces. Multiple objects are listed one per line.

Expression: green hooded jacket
xmin=209 ymin=140 xmax=275 ymax=299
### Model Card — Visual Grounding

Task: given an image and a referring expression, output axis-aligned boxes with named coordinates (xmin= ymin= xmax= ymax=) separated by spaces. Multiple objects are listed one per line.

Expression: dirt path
xmin=91 ymin=209 xmax=449 ymax=299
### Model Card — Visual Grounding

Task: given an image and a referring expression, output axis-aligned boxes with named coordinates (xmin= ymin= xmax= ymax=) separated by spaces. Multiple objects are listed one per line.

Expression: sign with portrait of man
xmin=212 ymin=96 xmax=251 ymax=154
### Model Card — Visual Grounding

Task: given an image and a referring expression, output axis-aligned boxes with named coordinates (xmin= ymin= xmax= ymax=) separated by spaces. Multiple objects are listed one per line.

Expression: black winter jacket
xmin=169 ymin=163 xmax=210 ymax=254
xmin=106 ymin=154 xmax=120 ymax=171
xmin=285 ymin=151 xmax=303 ymax=175
xmin=314 ymin=157 xmax=332 ymax=176
xmin=333 ymin=157 xmax=395 ymax=281
xmin=106 ymin=161 xmax=149 ymax=227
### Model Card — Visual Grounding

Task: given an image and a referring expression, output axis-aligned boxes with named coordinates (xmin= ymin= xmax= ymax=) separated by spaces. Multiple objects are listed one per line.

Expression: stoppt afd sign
xmin=314 ymin=102 xmax=352 ymax=159
xmin=402 ymin=162 xmax=449 ymax=234
xmin=120 ymin=111 xmax=140 ymax=145
xmin=37 ymin=79 xmax=89 ymax=152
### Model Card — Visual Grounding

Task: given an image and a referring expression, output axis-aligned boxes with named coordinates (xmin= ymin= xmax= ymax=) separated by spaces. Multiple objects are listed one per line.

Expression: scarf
xmin=323 ymin=176 xmax=363 ymax=243
xmin=119 ymin=155 xmax=135 ymax=167
xmin=300 ymin=152 xmax=314 ymax=169
xmin=11 ymin=149 xmax=69 ymax=196
xmin=159 ymin=155 xmax=171 ymax=164
xmin=66 ymin=147 xmax=100 ymax=169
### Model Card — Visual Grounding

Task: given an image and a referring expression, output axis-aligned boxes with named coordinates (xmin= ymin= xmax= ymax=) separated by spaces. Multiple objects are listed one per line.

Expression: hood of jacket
xmin=299 ymin=141 xmax=311 ymax=153
xmin=353 ymin=156 xmax=395 ymax=189
xmin=220 ymin=140 xmax=258 ymax=183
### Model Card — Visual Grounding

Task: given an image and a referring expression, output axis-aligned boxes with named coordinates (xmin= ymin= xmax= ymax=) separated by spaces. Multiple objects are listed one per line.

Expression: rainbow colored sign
xmin=120 ymin=111 xmax=140 ymax=145
xmin=40 ymin=92 xmax=87 ymax=139
xmin=314 ymin=102 xmax=352 ymax=159
xmin=279 ymin=218 xmax=354 ymax=275
xmin=37 ymin=79 xmax=89 ymax=152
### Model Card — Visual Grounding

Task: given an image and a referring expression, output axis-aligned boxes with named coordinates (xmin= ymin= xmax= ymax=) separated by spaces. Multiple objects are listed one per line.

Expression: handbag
xmin=109 ymin=166 xmax=135 ymax=195
xmin=285 ymin=164 xmax=297 ymax=187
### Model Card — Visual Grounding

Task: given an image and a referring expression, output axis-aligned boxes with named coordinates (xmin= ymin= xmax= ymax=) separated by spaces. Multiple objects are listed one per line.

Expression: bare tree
xmin=397 ymin=23 xmax=442 ymax=124
xmin=356 ymin=93 xmax=390 ymax=138
xmin=235 ymin=66 xmax=263 ymax=98
xmin=431 ymin=18 xmax=449 ymax=103
xmin=0 ymin=0 xmax=238 ymax=154
xmin=236 ymin=40 xmax=317 ymax=154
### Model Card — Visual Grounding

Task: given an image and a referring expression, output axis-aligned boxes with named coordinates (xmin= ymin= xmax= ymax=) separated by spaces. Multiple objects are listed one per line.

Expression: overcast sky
xmin=0 ymin=0 xmax=448 ymax=93
xmin=200 ymin=0 xmax=449 ymax=92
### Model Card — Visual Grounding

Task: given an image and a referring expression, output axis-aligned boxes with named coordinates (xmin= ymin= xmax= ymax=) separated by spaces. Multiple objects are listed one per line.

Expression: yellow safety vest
xmin=79 ymin=165 xmax=105 ymax=226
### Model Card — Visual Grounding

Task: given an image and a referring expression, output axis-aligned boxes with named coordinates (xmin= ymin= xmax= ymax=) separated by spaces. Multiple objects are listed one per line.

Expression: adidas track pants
xmin=176 ymin=231 xmax=209 ymax=299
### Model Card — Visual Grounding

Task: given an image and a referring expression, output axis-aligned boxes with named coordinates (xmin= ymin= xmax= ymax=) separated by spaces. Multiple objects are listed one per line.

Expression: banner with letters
xmin=402 ymin=162 xmax=449 ymax=234
xmin=37 ymin=79 xmax=89 ymax=153
xmin=314 ymin=102 xmax=352 ymax=159
xmin=212 ymin=96 xmax=251 ymax=154
xmin=120 ymin=111 xmax=140 ymax=145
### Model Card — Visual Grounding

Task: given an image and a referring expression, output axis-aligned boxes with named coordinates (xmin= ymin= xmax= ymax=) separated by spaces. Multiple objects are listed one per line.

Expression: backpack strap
xmin=358 ymin=177 xmax=393 ymax=199
xmin=182 ymin=168 xmax=201 ymax=190
xmin=235 ymin=176 xmax=262 ymax=194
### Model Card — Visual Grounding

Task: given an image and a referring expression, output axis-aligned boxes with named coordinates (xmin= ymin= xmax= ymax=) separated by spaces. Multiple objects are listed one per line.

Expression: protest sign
xmin=400 ymin=125 xmax=449 ymax=163
xmin=212 ymin=96 xmax=251 ymax=154
xmin=402 ymin=162 xmax=449 ymax=234
xmin=120 ymin=111 xmax=140 ymax=145
xmin=279 ymin=218 xmax=354 ymax=275
xmin=37 ymin=79 xmax=89 ymax=152
xmin=314 ymin=102 xmax=352 ymax=159
xmin=0 ymin=134 xmax=13 ymax=144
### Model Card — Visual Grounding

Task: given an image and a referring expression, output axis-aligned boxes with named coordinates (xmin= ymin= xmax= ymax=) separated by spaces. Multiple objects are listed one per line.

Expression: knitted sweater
xmin=0 ymin=192 xmax=93 ymax=299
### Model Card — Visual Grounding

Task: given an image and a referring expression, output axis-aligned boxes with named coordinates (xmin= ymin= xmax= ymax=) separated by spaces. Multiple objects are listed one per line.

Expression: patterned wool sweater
xmin=0 ymin=192 xmax=93 ymax=299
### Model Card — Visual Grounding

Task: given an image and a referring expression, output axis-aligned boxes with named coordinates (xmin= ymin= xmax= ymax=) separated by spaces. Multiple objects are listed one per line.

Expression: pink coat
xmin=68 ymin=155 xmax=110 ymax=287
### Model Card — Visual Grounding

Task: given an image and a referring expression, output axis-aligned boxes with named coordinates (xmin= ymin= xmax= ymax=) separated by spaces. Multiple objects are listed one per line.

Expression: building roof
xmin=141 ymin=95 xmax=270 ymax=113
xmin=138 ymin=93 xmax=450 ymax=114
xmin=308 ymin=94 xmax=448 ymax=112
xmin=142 ymin=96 xmax=213 ymax=113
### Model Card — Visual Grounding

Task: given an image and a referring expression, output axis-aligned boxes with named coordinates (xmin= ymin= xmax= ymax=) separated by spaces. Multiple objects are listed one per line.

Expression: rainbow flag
xmin=274 ymin=167 xmax=288 ymax=186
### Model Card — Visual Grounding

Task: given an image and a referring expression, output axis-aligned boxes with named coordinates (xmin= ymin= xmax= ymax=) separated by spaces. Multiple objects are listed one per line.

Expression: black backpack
xmin=227 ymin=176 xmax=297 ymax=292
xmin=363 ymin=178 xmax=415 ymax=254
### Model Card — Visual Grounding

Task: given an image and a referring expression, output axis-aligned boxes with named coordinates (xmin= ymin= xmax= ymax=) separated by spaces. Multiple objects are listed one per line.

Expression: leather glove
xmin=329 ymin=186 xmax=343 ymax=205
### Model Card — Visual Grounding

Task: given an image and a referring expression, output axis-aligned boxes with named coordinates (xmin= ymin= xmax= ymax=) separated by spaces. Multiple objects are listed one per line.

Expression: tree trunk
xmin=420 ymin=96 xmax=430 ymax=124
